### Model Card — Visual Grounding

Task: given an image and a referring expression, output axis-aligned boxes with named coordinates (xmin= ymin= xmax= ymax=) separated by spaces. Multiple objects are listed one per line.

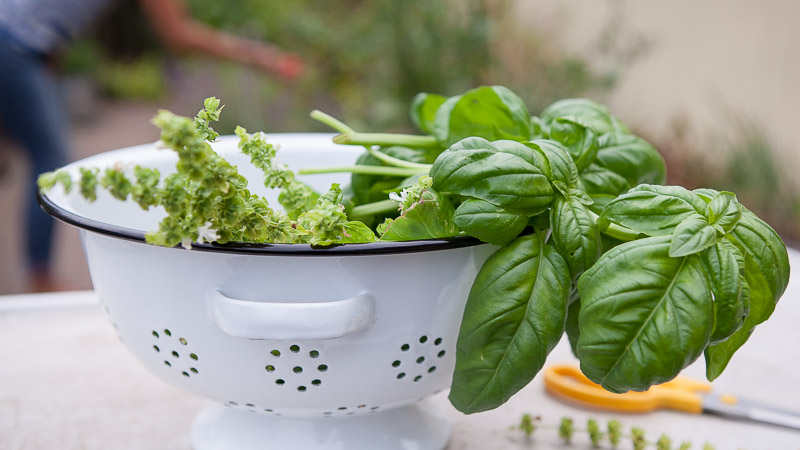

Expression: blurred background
xmin=1 ymin=0 xmax=797 ymax=294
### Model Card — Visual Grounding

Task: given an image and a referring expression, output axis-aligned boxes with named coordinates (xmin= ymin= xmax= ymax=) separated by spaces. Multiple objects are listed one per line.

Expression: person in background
xmin=0 ymin=0 xmax=303 ymax=292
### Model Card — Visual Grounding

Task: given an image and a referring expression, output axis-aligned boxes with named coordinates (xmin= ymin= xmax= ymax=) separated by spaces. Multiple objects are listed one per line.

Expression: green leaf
xmin=379 ymin=189 xmax=458 ymax=241
xmin=450 ymin=234 xmax=570 ymax=413
xmin=432 ymin=86 xmax=532 ymax=147
xmin=453 ymin=198 xmax=527 ymax=245
xmin=339 ymin=221 xmax=378 ymax=243
xmin=670 ymin=213 xmax=718 ymax=257
xmin=565 ymin=296 xmax=581 ymax=357
xmin=550 ymin=195 xmax=602 ymax=279
xmin=729 ymin=210 xmax=791 ymax=302
xmin=430 ymin=137 xmax=554 ymax=216
xmin=410 ymin=92 xmax=446 ymax=136
xmin=594 ymin=132 xmax=666 ymax=186
xmin=580 ymin=164 xmax=630 ymax=197
xmin=577 ymin=235 xmax=713 ymax=393
xmin=528 ymin=139 xmax=586 ymax=197
xmin=540 ymin=98 xmax=629 ymax=134
xmin=549 ymin=117 xmax=598 ymax=171
xmin=704 ymin=253 xmax=773 ymax=380
xmin=599 ymin=185 xmax=707 ymax=237
xmin=701 ymin=241 xmax=747 ymax=344
xmin=706 ymin=192 xmax=742 ymax=233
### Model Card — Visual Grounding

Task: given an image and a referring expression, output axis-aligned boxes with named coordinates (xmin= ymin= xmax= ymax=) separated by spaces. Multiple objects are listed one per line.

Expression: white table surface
xmin=2 ymin=251 xmax=799 ymax=450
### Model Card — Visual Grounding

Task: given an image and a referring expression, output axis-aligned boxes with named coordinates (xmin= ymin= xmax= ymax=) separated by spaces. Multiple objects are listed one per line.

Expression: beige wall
xmin=516 ymin=0 xmax=800 ymax=177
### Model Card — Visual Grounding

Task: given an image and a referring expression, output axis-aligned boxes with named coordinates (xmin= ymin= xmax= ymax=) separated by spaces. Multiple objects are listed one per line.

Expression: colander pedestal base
xmin=190 ymin=400 xmax=452 ymax=450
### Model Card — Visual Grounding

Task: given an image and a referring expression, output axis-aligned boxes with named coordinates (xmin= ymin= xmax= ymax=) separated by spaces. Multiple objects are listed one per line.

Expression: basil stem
xmin=334 ymin=132 xmax=440 ymax=149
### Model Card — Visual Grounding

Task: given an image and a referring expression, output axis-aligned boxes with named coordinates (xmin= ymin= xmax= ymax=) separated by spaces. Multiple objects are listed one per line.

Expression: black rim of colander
xmin=37 ymin=191 xmax=485 ymax=256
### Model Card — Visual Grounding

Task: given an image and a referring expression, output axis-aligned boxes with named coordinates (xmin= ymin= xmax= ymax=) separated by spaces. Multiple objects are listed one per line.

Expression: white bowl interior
xmin=45 ymin=133 xmax=364 ymax=232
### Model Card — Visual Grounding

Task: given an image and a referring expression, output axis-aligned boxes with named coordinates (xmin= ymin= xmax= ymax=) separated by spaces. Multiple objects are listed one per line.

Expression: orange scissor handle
xmin=543 ymin=364 xmax=710 ymax=414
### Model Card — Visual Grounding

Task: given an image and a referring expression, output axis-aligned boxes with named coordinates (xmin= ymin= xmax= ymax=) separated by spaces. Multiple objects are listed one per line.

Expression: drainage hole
xmin=437 ymin=350 xmax=446 ymax=358
xmin=179 ymin=337 xmax=188 ymax=345
xmin=190 ymin=367 xmax=199 ymax=374
xmin=171 ymin=351 xmax=179 ymax=358
xmin=370 ymin=406 xmax=379 ymax=410
xmin=182 ymin=371 xmax=190 ymax=377
xmin=264 ymin=409 xmax=273 ymax=412
xmin=323 ymin=411 xmax=332 ymax=415
xmin=164 ymin=361 xmax=171 ymax=367
xmin=309 ymin=350 xmax=320 ymax=358
xmin=392 ymin=360 xmax=401 ymax=368
xmin=419 ymin=335 xmax=428 ymax=344
xmin=297 ymin=386 xmax=307 ymax=392
xmin=400 ymin=344 xmax=410 ymax=351
xmin=163 ymin=329 xmax=171 ymax=337
xmin=290 ymin=344 xmax=300 ymax=353
xmin=190 ymin=353 xmax=199 ymax=361
xmin=311 ymin=379 xmax=321 ymax=386
xmin=428 ymin=366 xmax=437 ymax=373
xmin=357 ymin=404 xmax=366 ymax=409
xmin=317 ymin=364 xmax=328 ymax=372
xmin=397 ymin=372 xmax=406 ymax=380
xmin=416 ymin=356 xmax=425 ymax=364
xmin=434 ymin=337 xmax=443 ymax=346
xmin=338 ymin=407 xmax=347 ymax=411
xmin=246 ymin=403 xmax=255 ymax=408
xmin=271 ymin=349 xmax=281 ymax=357
xmin=275 ymin=379 xmax=285 ymax=386
xmin=152 ymin=331 xmax=159 ymax=338
xmin=228 ymin=401 xmax=238 ymax=406
xmin=153 ymin=345 xmax=160 ymax=352
xmin=265 ymin=365 xmax=276 ymax=373
xmin=293 ymin=366 xmax=303 ymax=374
xmin=414 ymin=375 xmax=422 ymax=382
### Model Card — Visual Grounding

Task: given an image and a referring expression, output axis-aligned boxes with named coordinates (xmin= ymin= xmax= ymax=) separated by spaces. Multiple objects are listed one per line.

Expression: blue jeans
xmin=0 ymin=36 xmax=68 ymax=272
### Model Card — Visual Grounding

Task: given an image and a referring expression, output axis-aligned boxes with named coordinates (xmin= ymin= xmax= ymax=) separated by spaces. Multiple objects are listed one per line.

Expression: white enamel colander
xmin=39 ymin=134 xmax=494 ymax=449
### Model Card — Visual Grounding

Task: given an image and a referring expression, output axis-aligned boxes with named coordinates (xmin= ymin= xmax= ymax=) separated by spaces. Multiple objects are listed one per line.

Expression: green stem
xmin=309 ymin=110 xmax=355 ymax=134
xmin=334 ymin=132 xmax=440 ymax=149
xmin=350 ymin=199 xmax=398 ymax=217
xmin=588 ymin=210 xmax=641 ymax=241
xmin=368 ymin=149 xmax=432 ymax=170
xmin=298 ymin=165 xmax=427 ymax=177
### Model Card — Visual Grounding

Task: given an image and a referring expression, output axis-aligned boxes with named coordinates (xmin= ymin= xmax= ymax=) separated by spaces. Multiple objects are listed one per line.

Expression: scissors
xmin=543 ymin=364 xmax=800 ymax=431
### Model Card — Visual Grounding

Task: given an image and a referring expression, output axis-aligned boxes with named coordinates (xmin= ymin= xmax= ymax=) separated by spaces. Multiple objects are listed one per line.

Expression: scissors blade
xmin=702 ymin=395 xmax=800 ymax=431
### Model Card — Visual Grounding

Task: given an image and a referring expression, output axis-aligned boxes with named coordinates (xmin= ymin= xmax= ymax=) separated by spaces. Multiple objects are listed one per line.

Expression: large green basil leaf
xmin=565 ymin=295 xmax=581 ymax=357
xmin=550 ymin=195 xmax=602 ymax=280
xmin=580 ymin=164 xmax=630 ymax=197
xmin=576 ymin=235 xmax=713 ymax=393
xmin=549 ymin=117 xmax=598 ymax=171
xmin=540 ymin=98 xmax=629 ymax=134
xmin=453 ymin=198 xmax=527 ymax=245
xmin=410 ymin=92 xmax=446 ymax=136
xmin=432 ymin=86 xmax=532 ymax=147
xmin=704 ymin=254 xmax=773 ymax=381
xmin=598 ymin=185 xmax=707 ymax=236
xmin=430 ymin=137 xmax=554 ymax=215
xmin=729 ymin=210 xmax=790 ymax=302
xmin=669 ymin=213 xmax=718 ymax=257
xmin=379 ymin=189 xmax=459 ymax=241
xmin=594 ymin=133 xmax=666 ymax=186
xmin=529 ymin=139 xmax=592 ymax=203
xmin=706 ymin=192 xmax=742 ymax=233
xmin=701 ymin=241 xmax=747 ymax=344
xmin=450 ymin=234 xmax=570 ymax=413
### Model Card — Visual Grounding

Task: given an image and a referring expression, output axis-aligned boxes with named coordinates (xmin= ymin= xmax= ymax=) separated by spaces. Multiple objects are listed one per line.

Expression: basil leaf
xmin=339 ymin=221 xmax=378 ymax=243
xmin=729 ymin=210 xmax=791 ymax=302
xmin=580 ymin=164 xmax=630 ymax=197
xmin=701 ymin=241 xmax=747 ymax=344
xmin=565 ymin=296 xmax=581 ymax=357
xmin=594 ymin=133 xmax=666 ymax=186
xmin=669 ymin=213 xmax=718 ymax=257
xmin=450 ymin=234 xmax=570 ymax=413
xmin=529 ymin=139 xmax=582 ymax=192
xmin=599 ymin=185 xmax=707 ymax=236
xmin=379 ymin=189 xmax=458 ymax=241
xmin=550 ymin=195 xmax=602 ymax=280
xmin=707 ymin=191 xmax=742 ymax=233
xmin=704 ymin=254 xmax=773 ymax=381
xmin=410 ymin=92 xmax=446 ymax=136
xmin=433 ymin=86 xmax=532 ymax=147
xmin=430 ymin=137 xmax=554 ymax=216
xmin=549 ymin=117 xmax=599 ymax=171
xmin=577 ymin=235 xmax=713 ymax=393
xmin=540 ymin=98 xmax=629 ymax=134
xmin=454 ymin=198 xmax=527 ymax=245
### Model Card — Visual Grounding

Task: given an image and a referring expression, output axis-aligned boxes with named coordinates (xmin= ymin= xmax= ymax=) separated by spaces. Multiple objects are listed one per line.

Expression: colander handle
xmin=207 ymin=290 xmax=376 ymax=340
